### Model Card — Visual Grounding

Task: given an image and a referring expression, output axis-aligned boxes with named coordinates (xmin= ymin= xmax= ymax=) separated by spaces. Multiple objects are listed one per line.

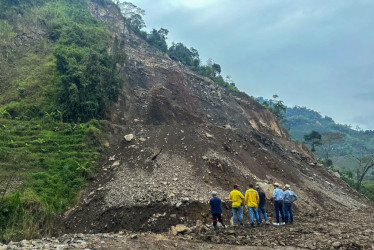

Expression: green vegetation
xmin=258 ymin=95 xmax=287 ymax=121
xmin=336 ymin=169 xmax=374 ymax=203
xmin=0 ymin=0 xmax=123 ymax=122
xmin=0 ymin=0 xmax=122 ymax=242
xmin=0 ymin=118 xmax=103 ymax=242
xmin=47 ymin=1 xmax=122 ymax=122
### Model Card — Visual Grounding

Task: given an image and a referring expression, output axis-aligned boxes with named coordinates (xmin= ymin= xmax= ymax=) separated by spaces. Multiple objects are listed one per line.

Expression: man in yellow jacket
xmin=229 ymin=184 xmax=244 ymax=226
xmin=244 ymin=184 xmax=260 ymax=227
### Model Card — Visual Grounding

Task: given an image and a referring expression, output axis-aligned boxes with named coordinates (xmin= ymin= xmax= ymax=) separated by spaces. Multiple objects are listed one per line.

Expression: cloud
xmin=161 ymin=0 xmax=222 ymax=9
xmin=355 ymin=91 xmax=374 ymax=102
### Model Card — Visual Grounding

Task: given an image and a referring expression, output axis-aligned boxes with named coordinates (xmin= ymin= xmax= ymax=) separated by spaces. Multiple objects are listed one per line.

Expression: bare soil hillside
xmin=58 ymin=0 xmax=372 ymax=242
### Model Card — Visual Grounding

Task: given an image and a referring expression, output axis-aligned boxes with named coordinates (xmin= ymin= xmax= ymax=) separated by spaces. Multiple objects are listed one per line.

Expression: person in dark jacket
xmin=255 ymin=185 xmax=269 ymax=224
xmin=209 ymin=191 xmax=226 ymax=230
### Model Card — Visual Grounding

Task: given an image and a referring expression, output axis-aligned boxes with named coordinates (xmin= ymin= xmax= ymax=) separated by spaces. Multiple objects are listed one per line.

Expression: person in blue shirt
xmin=283 ymin=184 xmax=298 ymax=224
xmin=209 ymin=191 xmax=226 ymax=230
xmin=255 ymin=185 xmax=269 ymax=224
xmin=272 ymin=182 xmax=285 ymax=226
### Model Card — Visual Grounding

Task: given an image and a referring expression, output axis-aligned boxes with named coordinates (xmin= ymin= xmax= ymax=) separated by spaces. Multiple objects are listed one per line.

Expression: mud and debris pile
xmin=4 ymin=209 xmax=374 ymax=249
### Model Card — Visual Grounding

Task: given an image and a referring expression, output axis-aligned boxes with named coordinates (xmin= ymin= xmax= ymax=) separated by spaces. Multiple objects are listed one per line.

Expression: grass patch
xmin=0 ymin=118 xmax=103 ymax=242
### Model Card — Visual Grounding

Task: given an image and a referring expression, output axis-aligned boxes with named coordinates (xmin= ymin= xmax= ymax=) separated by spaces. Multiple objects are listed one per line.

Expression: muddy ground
xmin=6 ymin=208 xmax=373 ymax=249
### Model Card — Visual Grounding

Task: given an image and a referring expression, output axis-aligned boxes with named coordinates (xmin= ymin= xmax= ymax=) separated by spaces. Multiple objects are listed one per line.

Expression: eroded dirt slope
xmin=59 ymin=0 xmax=372 ymax=236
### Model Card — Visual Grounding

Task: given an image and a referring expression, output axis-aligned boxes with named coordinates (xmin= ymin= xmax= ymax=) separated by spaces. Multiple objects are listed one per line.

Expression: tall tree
xmin=118 ymin=1 xmax=145 ymax=32
xmin=147 ymin=28 xmax=169 ymax=53
xmin=350 ymin=153 xmax=374 ymax=192
xmin=212 ymin=63 xmax=221 ymax=76
xmin=262 ymin=95 xmax=287 ymax=121
xmin=168 ymin=42 xmax=200 ymax=68
xmin=321 ymin=132 xmax=345 ymax=159
xmin=304 ymin=130 xmax=322 ymax=152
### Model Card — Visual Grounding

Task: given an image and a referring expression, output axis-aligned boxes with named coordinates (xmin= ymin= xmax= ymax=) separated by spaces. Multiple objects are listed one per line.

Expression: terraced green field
xmin=0 ymin=118 xmax=102 ymax=241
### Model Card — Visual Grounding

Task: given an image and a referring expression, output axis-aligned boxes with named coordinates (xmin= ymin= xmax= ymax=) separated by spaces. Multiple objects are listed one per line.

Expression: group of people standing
xmin=209 ymin=183 xmax=298 ymax=229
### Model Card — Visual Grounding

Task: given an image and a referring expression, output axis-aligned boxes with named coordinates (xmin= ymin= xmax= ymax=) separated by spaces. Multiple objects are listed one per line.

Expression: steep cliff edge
xmin=60 ymin=0 xmax=371 ymax=234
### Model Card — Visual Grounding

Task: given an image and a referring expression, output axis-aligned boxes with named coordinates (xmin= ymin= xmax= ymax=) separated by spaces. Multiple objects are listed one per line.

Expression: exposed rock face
xmin=60 ymin=0 xmax=372 ymax=234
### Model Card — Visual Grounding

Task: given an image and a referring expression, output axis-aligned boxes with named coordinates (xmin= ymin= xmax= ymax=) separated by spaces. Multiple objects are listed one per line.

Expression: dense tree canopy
xmin=147 ymin=28 xmax=169 ymax=53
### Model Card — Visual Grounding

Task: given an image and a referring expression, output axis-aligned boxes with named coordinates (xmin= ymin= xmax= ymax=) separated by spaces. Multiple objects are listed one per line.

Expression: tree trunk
xmin=356 ymin=163 xmax=374 ymax=192
xmin=356 ymin=178 xmax=363 ymax=192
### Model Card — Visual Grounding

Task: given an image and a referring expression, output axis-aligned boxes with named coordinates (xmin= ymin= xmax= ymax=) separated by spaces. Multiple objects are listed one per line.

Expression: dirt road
xmin=4 ymin=208 xmax=373 ymax=249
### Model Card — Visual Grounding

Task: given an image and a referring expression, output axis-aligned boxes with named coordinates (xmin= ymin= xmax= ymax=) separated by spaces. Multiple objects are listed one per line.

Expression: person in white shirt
xmin=272 ymin=182 xmax=285 ymax=225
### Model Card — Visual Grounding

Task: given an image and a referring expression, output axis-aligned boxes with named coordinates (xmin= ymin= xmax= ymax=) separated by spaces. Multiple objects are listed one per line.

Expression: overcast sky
xmin=130 ymin=0 xmax=374 ymax=130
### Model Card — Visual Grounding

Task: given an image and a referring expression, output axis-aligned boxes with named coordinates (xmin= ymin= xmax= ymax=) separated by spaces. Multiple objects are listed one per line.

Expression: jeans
xmin=232 ymin=206 xmax=243 ymax=225
xmin=247 ymin=206 xmax=260 ymax=225
xmin=258 ymin=205 xmax=268 ymax=224
xmin=274 ymin=200 xmax=285 ymax=223
xmin=283 ymin=203 xmax=293 ymax=222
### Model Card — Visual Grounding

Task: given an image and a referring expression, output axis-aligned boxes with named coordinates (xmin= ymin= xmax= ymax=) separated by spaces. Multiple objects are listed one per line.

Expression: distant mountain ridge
xmin=283 ymin=106 xmax=374 ymax=158
xmin=257 ymin=97 xmax=374 ymax=158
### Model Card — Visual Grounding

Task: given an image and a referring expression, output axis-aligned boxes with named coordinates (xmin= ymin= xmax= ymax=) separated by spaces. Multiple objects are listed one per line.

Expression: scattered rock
xmin=112 ymin=161 xmax=120 ymax=167
xmin=124 ymin=134 xmax=135 ymax=142
xmin=130 ymin=234 xmax=138 ymax=239
xmin=205 ymin=132 xmax=214 ymax=138
xmin=196 ymin=220 xmax=203 ymax=228
xmin=171 ymin=224 xmax=190 ymax=236
xmin=332 ymin=241 xmax=342 ymax=248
